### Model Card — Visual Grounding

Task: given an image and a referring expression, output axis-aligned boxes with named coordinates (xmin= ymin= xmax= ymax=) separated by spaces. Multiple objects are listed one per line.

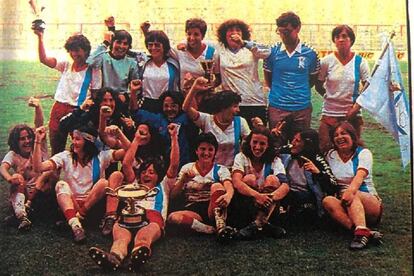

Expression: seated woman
xmin=60 ymin=87 xmax=136 ymax=143
xmin=323 ymin=122 xmax=383 ymax=250
xmin=168 ymin=133 xmax=235 ymax=243
xmin=183 ymin=77 xmax=250 ymax=168
xmin=231 ymin=126 xmax=289 ymax=240
xmin=89 ymin=123 xmax=179 ymax=272
xmin=131 ymin=89 xmax=199 ymax=167
xmin=0 ymin=98 xmax=54 ymax=230
xmin=32 ymin=125 xmax=126 ymax=243
xmin=280 ymin=128 xmax=337 ymax=220
xmin=101 ymin=122 xmax=167 ymax=236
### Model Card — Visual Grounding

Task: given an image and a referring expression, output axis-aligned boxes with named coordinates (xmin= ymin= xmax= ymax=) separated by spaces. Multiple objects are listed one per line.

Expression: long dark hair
xmin=90 ymin=87 xmax=124 ymax=126
xmin=242 ymin=126 xmax=276 ymax=163
xmin=8 ymin=124 xmax=35 ymax=155
xmin=70 ymin=126 xmax=99 ymax=166
xmin=296 ymin=128 xmax=321 ymax=160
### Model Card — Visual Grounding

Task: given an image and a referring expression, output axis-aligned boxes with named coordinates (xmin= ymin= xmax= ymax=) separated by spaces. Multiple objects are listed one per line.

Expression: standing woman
xmin=323 ymin=122 xmax=382 ymax=250
xmin=137 ymin=30 xmax=180 ymax=113
xmin=216 ymin=19 xmax=270 ymax=127
xmin=183 ymin=77 xmax=250 ymax=168
xmin=316 ymin=25 xmax=370 ymax=153
xmin=33 ymin=28 xmax=101 ymax=155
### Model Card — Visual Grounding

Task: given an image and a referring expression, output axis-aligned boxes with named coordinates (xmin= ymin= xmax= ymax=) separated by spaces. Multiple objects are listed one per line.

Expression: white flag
xmin=357 ymin=40 xmax=411 ymax=168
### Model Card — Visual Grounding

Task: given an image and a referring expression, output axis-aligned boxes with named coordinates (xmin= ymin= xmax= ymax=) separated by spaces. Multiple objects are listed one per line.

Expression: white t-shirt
xmin=195 ymin=112 xmax=250 ymax=167
xmin=50 ymin=150 xmax=114 ymax=199
xmin=142 ymin=61 xmax=170 ymax=99
xmin=232 ymin=152 xmax=286 ymax=189
xmin=177 ymin=162 xmax=231 ymax=203
xmin=54 ymin=61 xmax=102 ymax=106
xmin=170 ymin=45 xmax=219 ymax=89
xmin=2 ymin=147 xmax=48 ymax=189
xmin=318 ymin=54 xmax=370 ymax=117
xmin=217 ymin=44 xmax=266 ymax=106
xmin=134 ymin=176 xmax=175 ymax=221
xmin=326 ymin=148 xmax=377 ymax=196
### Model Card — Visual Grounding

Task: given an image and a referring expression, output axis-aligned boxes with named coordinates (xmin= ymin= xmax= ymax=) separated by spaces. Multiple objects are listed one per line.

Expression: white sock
xmin=11 ymin=193 xmax=27 ymax=219
xmin=68 ymin=217 xmax=82 ymax=229
xmin=191 ymin=219 xmax=215 ymax=234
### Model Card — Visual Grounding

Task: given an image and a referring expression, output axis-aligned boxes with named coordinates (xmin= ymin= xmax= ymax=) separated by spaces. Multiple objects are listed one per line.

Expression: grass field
xmin=0 ymin=61 xmax=411 ymax=275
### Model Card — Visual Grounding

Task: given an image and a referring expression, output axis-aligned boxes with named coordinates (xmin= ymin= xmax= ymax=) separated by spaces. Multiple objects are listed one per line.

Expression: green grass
xmin=0 ymin=61 xmax=411 ymax=275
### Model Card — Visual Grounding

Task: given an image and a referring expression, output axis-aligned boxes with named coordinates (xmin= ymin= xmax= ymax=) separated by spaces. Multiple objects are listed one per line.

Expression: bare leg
xmin=322 ymin=196 xmax=353 ymax=230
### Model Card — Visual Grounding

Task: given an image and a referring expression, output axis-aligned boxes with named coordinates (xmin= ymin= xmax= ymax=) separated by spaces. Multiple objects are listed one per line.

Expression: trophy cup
xmin=106 ymin=184 xmax=159 ymax=229
xmin=29 ymin=0 xmax=46 ymax=32
xmin=200 ymin=59 xmax=215 ymax=85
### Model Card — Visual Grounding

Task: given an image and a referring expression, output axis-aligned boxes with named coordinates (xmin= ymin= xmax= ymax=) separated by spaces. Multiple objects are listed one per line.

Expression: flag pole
xmin=360 ymin=30 xmax=396 ymax=92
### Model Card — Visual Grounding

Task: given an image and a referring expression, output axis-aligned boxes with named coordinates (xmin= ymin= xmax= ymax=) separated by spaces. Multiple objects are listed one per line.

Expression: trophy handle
xmin=105 ymin=186 xmax=116 ymax=196
xmin=145 ymin=187 xmax=160 ymax=198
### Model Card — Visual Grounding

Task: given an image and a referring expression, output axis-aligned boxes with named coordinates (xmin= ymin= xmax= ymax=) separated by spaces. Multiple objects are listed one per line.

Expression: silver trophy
xmin=200 ymin=59 xmax=215 ymax=85
xmin=29 ymin=0 xmax=46 ymax=31
xmin=106 ymin=184 xmax=159 ymax=229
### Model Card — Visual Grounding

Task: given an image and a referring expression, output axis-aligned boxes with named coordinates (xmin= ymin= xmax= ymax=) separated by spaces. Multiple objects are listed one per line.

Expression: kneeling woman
xmin=89 ymin=124 xmax=179 ymax=272
xmin=231 ymin=126 xmax=289 ymax=239
xmin=33 ymin=125 xmax=125 ymax=243
xmin=323 ymin=122 xmax=383 ymax=250
xmin=168 ymin=133 xmax=235 ymax=243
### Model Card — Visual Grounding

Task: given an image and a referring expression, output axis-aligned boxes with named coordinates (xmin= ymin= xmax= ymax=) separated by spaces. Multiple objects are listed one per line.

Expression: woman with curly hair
xmin=216 ymin=19 xmax=270 ymax=127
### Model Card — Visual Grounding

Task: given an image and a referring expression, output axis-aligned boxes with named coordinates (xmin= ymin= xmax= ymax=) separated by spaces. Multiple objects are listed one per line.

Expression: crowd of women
xmin=0 ymin=11 xmax=384 ymax=272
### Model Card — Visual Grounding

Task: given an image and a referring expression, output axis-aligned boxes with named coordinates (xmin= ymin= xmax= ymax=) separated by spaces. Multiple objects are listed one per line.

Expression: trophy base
xmin=32 ymin=19 xmax=46 ymax=31
xmin=118 ymin=213 xmax=148 ymax=230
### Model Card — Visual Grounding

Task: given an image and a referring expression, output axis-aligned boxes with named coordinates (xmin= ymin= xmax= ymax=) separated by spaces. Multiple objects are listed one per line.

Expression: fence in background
xmin=0 ymin=22 xmax=407 ymax=59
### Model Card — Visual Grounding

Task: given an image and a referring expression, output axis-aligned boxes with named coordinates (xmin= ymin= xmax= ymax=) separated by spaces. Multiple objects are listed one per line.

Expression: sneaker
xmin=369 ymin=230 xmax=384 ymax=245
xmin=101 ymin=216 xmax=116 ymax=236
xmin=17 ymin=216 xmax=32 ymax=231
xmin=72 ymin=225 xmax=86 ymax=243
xmin=217 ymin=226 xmax=236 ymax=244
xmin=237 ymin=222 xmax=261 ymax=240
xmin=129 ymin=245 xmax=151 ymax=272
xmin=214 ymin=208 xmax=235 ymax=243
xmin=89 ymin=247 xmax=122 ymax=271
xmin=262 ymin=222 xmax=286 ymax=239
xmin=349 ymin=228 xmax=371 ymax=250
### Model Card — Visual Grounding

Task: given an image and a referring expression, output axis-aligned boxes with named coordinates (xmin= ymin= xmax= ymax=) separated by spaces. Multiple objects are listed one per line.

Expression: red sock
xmin=208 ymin=190 xmax=226 ymax=218
xmin=64 ymin=209 xmax=77 ymax=221
xmin=180 ymin=214 xmax=194 ymax=226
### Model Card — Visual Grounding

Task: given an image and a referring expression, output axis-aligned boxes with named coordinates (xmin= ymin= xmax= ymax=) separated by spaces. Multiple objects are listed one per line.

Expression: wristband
xmin=108 ymin=26 xmax=115 ymax=32
xmin=103 ymin=40 xmax=110 ymax=47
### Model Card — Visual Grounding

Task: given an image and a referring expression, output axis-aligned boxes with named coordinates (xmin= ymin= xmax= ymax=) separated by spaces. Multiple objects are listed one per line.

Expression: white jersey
xmin=134 ymin=176 xmax=175 ymax=221
xmin=326 ymin=148 xmax=377 ymax=196
xmin=195 ymin=112 xmax=250 ymax=167
xmin=318 ymin=54 xmax=370 ymax=117
xmin=232 ymin=152 xmax=285 ymax=189
xmin=217 ymin=44 xmax=267 ymax=106
xmin=2 ymin=147 xmax=48 ymax=189
xmin=142 ymin=61 xmax=170 ymax=99
xmin=54 ymin=61 xmax=102 ymax=106
xmin=50 ymin=150 xmax=114 ymax=199
xmin=177 ymin=162 xmax=231 ymax=203
xmin=170 ymin=45 xmax=219 ymax=89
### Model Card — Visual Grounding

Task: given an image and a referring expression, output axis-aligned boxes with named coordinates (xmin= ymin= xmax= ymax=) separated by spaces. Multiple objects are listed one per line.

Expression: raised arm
xmin=166 ymin=123 xmax=180 ymax=179
xmin=182 ymin=77 xmax=210 ymax=121
xmin=34 ymin=30 xmax=57 ymax=68
xmin=103 ymin=125 xmax=131 ymax=150
xmin=129 ymin=79 xmax=142 ymax=112
xmin=28 ymin=97 xmax=44 ymax=128
xmin=33 ymin=127 xmax=56 ymax=173
xmin=122 ymin=128 xmax=143 ymax=182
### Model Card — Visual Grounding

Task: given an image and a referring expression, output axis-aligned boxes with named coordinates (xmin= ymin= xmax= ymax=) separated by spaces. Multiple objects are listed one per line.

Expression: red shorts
xmin=49 ymin=101 xmax=75 ymax=132
xmin=146 ymin=209 xmax=165 ymax=230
